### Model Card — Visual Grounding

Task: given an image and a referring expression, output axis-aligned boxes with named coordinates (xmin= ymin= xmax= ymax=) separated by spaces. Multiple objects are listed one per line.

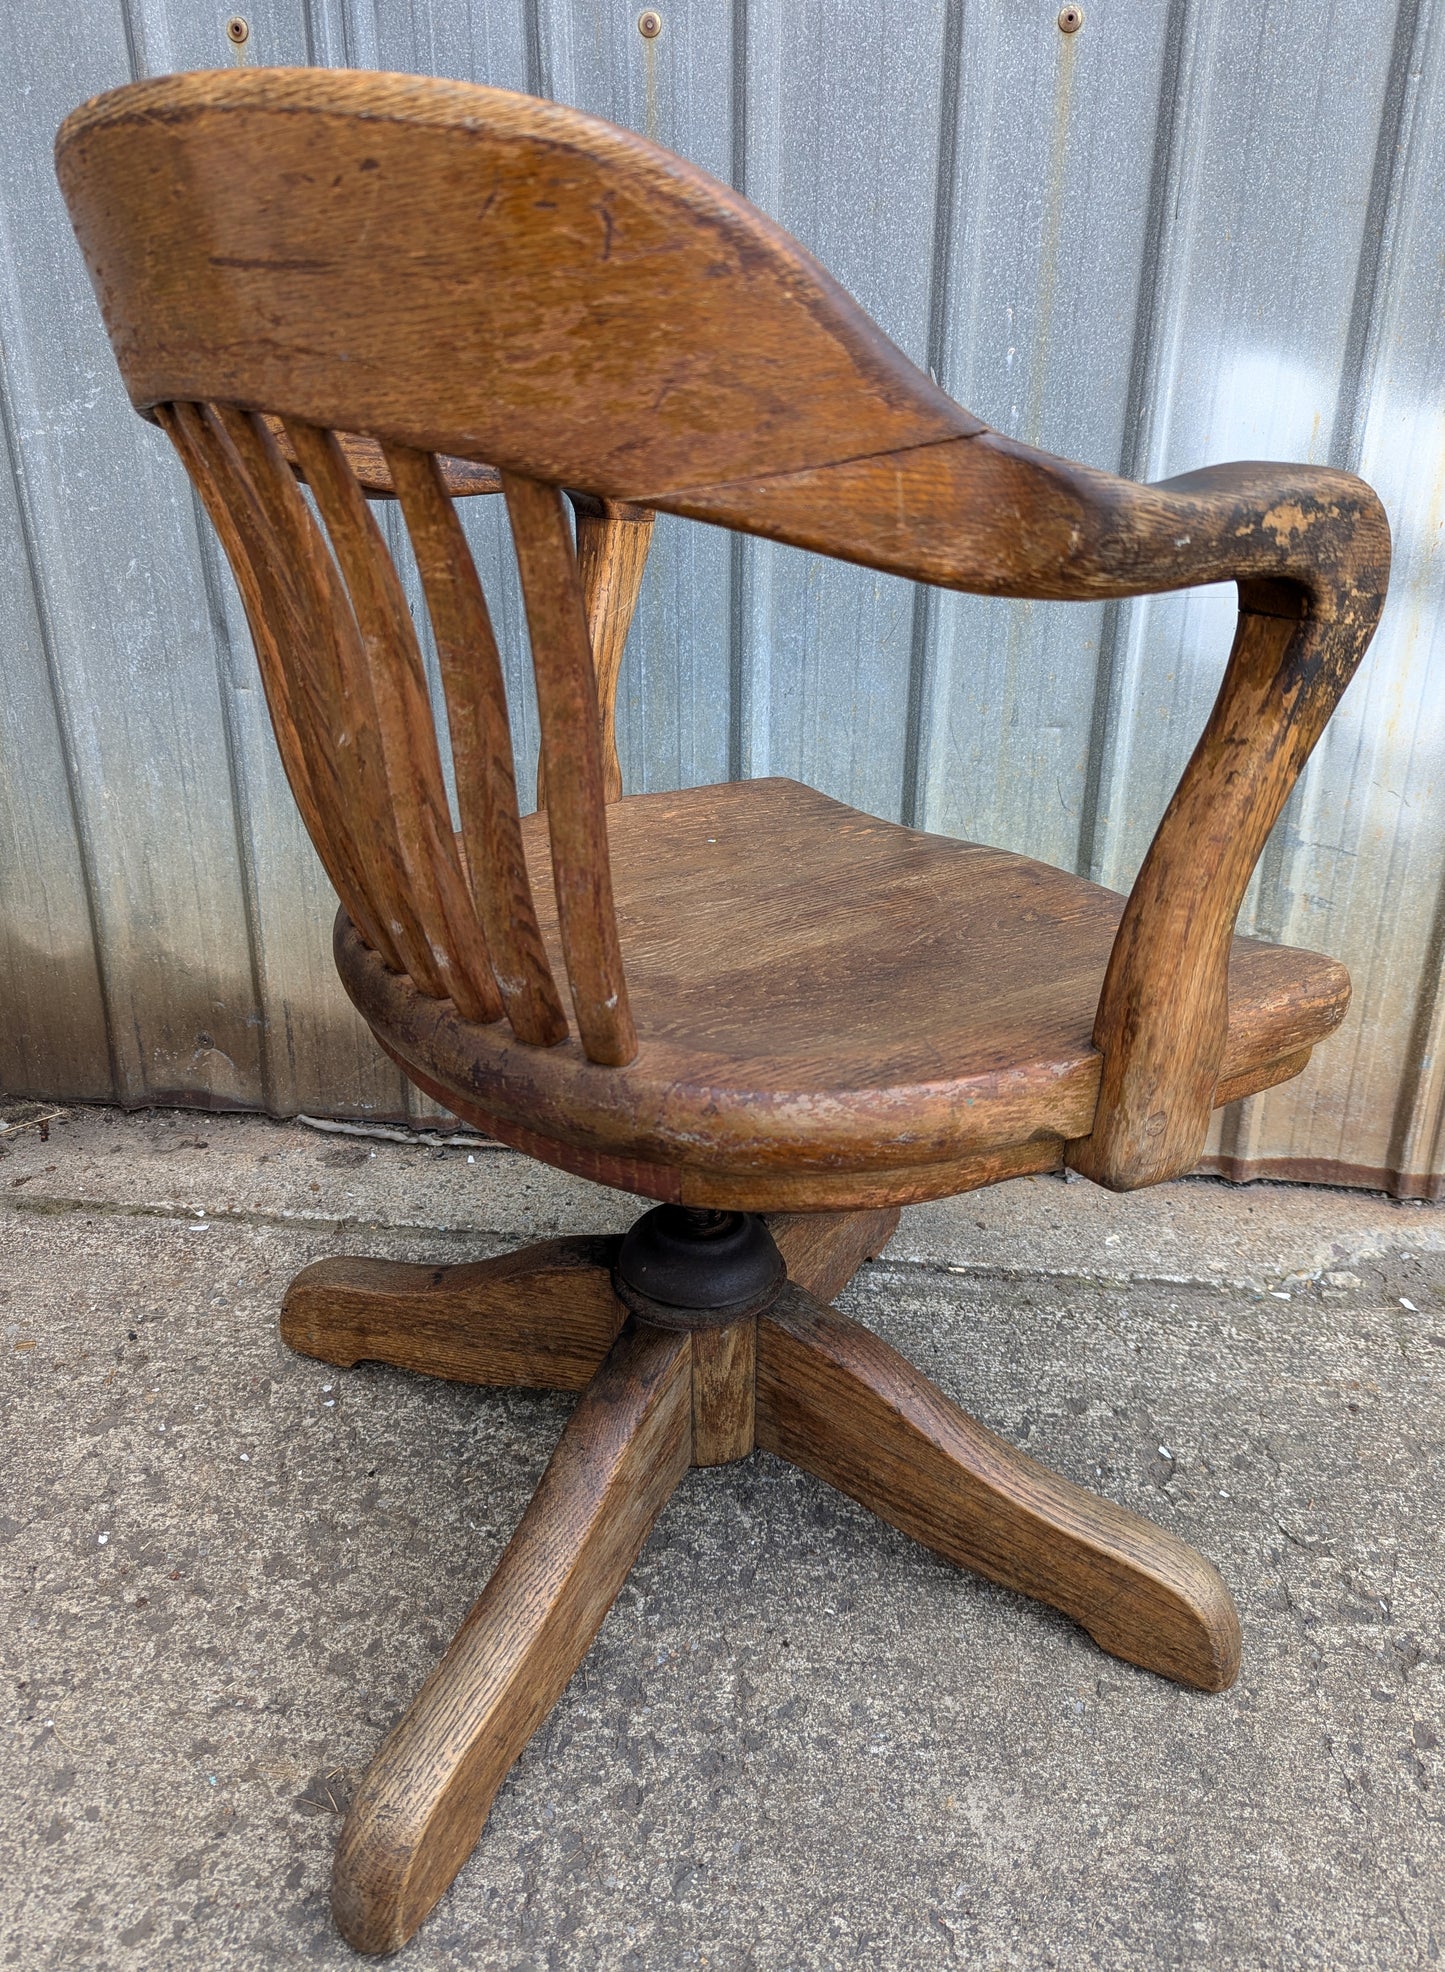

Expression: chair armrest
xmin=665 ymin=435 xmax=1389 ymax=1188
xmin=1062 ymin=459 xmax=1390 ymax=1188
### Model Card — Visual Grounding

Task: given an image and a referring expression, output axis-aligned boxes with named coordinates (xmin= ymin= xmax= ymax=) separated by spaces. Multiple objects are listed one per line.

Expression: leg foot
xmin=332 ymin=1316 xmax=691 ymax=1954
xmin=280 ymin=1236 xmax=624 ymax=1391
xmin=756 ymin=1285 xmax=1240 ymax=1691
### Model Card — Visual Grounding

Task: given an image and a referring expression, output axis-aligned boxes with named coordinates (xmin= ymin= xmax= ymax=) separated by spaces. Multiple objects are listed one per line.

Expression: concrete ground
xmin=1 ymin=1101 xmax=1441 ymax=1972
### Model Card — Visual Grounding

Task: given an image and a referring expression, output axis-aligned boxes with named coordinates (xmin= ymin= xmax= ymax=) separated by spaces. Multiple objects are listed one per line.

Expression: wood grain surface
xmin=765 ymin=1206 xmax=901 ymax=1301
xmin=265 ymin=414 xmax=500 ymax=498
xmin=277 ymin=1208 xmax=899 ymax=1394
xmin=280 ymin=1237 xmax=624 ymax=1392
xmin=275 ymin=1206 xmax=894 ymax=1396
xmin=385 ymin=439 xmax=567 ymax=1047
xmin=156 ymin=399 xmax=396 ymax=974
xmin=756 ymin=1285 xmax=1241 ymax=1692
xmin=332 ymin=1317 xmax=692 ymax=1953
xmin=287 ymin=416 xmax=503 ymax=1026
xmin=58 ymin=69 xmax=976 ymax=492
xmin=338 ymin=777 xmax=1351 ymax=1212
xmin=538 ymin=503 xmax=655 ymax=810
xmin=502 ymin=471 xmax=636 ymax=1066
xmin=689 ymin=1318 xmax=757 ymax=1466
xmin=288 ymin=1202 xmax=1239 ymax=1955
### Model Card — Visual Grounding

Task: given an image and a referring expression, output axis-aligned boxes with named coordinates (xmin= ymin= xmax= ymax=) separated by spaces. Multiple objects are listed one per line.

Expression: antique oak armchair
xmin=58 ymin=70 xmax=1388 ymax=1955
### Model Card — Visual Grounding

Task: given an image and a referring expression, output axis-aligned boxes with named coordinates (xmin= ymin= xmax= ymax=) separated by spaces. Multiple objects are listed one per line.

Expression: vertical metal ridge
xmin=524 ymin=0 xmax=546 ymax=104
xmin=726 ymin=0 xmax=750 ymax=784
xmin=1329 ymin=0 xmax=1428 ymax=472
xmin=303 ymin=0 xmax=381 ymax=71
xmin=1076 ymin=0 xmax=1194 ymax=882
xmin=0 ymin=329 xmax=119 ymax=1101
xmin=1113 ymin=0 xmax=1196 ymax=488
xmin=1231 ymin=3 xmax=1426 ymax=1142
xmin=1364 ymin=0 xmax=1445 ymax=1187
xmin=344 ymin=0 xmax=382 ymax=69
xmin=186 ymin=478 xmax=274 ymax=1113
xmin=1230 ymin=0 xmax=1443 ymax=1183
xmin=901 ymin=0 xmax=965 ymax=831
xmin=1077 ymin=0 xmax=1213 ymax=887
xmin=301 ymin=0 xmax=341 ymax=70
xmin=729 ymin=0 xmax=748 ymax=196
xmin=1382 ymin=861 xmax=1445 ymax=1184
xmin=727 ymin=531 xmax=746 ymax=785
xmin=117 ymin=0 xmax=145 ymax=83
xmin=899 ymin=579 xmax=933 ymax=830
xmin=1076 ymin=593 xmax=1122 ymax=885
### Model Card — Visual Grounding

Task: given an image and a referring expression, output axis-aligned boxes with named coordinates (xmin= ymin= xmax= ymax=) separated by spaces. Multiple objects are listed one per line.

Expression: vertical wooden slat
xmin=210 ymin=402 xmax=441 ymax=993
xmin=576 ymin=505 xmax=653 ymax=805
xmin=222 ymin=403 xmax=454 ymax=995
xmin=537 ymin=498 xmax=655 ymax=809
xmin=501 ymin=471 xmax=638 ymax=1067
xmin=283 ymin=418 xmax=504 ymax=1028
xmin=383 ymin=441 xmax=568 ymax=1049
xmin=210 ymin=403 xmax=442 ymax=991
xmin=263 ymin=413 xmax=462 ymax=1007
xmin=158 ymin=402 xmax=399 ymax=975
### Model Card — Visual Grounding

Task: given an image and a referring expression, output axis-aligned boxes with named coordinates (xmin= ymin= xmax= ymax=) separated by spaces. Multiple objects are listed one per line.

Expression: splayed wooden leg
xmin=332 ymin=1317 xmax=692 ymax=1954
xmin=756 ymin=1284 xmax=1240 ymax=1692
xmin=281 ymin=1235 xmax=625 ymax=1392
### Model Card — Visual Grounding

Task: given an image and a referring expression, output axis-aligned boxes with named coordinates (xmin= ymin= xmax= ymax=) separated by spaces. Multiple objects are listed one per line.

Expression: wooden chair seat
xmin=338 ymin=775 xmax=1349 ymax=1211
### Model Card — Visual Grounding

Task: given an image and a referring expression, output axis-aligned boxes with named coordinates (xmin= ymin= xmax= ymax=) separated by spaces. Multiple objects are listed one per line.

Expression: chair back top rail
xmin=57 ymin=68 xmax=1391 ymax=1180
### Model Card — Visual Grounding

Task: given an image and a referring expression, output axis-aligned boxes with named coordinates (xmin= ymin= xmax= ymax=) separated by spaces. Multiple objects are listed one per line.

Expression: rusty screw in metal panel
xmin=638 ymin=10 xmax=662 ymax=38
xmin=1057 ymin=5 xmax=1083 ymax=30
xmin=225 ymin=14 xmax=250 ymax=43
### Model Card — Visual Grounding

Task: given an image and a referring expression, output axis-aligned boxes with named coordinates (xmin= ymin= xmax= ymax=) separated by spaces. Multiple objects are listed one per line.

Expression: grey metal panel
xmin=732 ymin=0 xmax=951 ymax=815
xmin=0 ymin=0 xmax=264 ymax=1109
xmin=918 ymin=0 xmax=1178 ymax=866
xmin=0 ymin=367 xmax=111 ymax=1099
xmin=4 ymin=0 xmax=1444 ymax=1189
xmin=1080 ymin=0 xmax=1428 ymax=1189
xmin=1087 ymin=0 xmax=1403 ymax=895
xmin=1354 ymin=0 xmax=1445 ymax=1190
xmin=1202 ymin=0 xmax=1445 ymax=1193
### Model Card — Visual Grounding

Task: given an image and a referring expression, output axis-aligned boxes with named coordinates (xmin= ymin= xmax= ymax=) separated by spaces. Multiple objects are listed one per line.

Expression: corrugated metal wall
xmin=3 ymin=0 xmax=1443 ymax=1192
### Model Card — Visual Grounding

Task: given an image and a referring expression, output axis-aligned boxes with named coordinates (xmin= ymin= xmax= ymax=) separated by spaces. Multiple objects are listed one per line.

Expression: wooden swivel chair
xmin=57 ymin=69 xmax=1389 ymax=1955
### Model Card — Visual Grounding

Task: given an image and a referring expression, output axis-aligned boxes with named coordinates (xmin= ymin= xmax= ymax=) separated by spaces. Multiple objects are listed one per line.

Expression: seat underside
xmin=337 ymin=778 xmax=1350 ymax=1210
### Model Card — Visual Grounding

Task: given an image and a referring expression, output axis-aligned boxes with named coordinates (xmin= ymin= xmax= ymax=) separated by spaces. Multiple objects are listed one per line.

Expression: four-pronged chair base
xmin=281 ymin=1205 xmax=1240 ymax=1956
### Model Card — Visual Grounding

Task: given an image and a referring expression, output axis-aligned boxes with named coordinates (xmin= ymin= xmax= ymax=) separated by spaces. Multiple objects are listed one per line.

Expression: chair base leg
xmin=281 ymin=1235 xmax=625 ymax=1392
xmin=286 ymin=1204 xmax=1239 ymax=1954
xmin=756 ymin=1284 xmax=1241 ymax=1692
xmin=332 ymin=1316 xmax=692 ymax=1954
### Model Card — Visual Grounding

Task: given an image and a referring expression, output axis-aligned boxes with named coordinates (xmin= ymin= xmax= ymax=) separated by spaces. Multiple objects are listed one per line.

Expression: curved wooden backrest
xmin=54 ymin=65 xmax=1376 ymax=608
xmin=56 ymin=68 xmax=976 ymax=498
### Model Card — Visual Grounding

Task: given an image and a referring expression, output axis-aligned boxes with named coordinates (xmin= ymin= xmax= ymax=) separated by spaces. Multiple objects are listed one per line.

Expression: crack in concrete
xmin=0 ymin=1191 xmax=1384 ymax=1298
